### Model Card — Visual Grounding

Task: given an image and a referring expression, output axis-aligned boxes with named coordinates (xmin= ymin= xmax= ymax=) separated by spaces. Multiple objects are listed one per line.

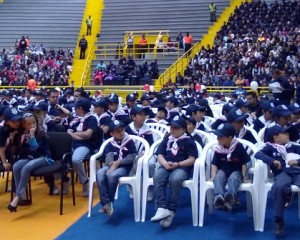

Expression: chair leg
xmin=71 ymin=170 xmax=76 ymax=206
xmin=5 ymin=170 xmax=10 ymax=192
xmin=10 ymin=174 xmax=15 ymax=202
xmin=28 ymin=177 xmax=32 ymax=203
xmin=60 ymin=173 xmax=64 ymax=215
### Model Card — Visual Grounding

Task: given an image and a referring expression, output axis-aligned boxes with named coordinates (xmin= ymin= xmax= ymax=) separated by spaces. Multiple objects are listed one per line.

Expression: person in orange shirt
xmin=184 ymin=32 xmax=193 ymax=56
xmin=139 ymin=34 xmax=148 ymax=58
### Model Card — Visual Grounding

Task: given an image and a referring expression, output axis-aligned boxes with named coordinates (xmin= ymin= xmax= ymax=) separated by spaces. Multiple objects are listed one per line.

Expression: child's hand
xmin=243 ymin=178 xmax=252 ymax=183
xmin=162 ymin=161 xmax=173 ymax=170
xmin=273 ymin=160 xmax=282 ymax=169
xmin=288 ymin=160 xmax=299 ymax=167
xmin=29 ymin=127 xmax=36 ymax=137
xmin=107 ymin=161 xmax=120 ymax=174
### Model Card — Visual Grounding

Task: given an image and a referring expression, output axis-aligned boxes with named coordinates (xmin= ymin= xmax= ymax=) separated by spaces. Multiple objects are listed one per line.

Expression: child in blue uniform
xmin=96 ymin=120 xmax=137 ymax=216
xmin=185 ymin=104 xmax=207 ymax=132
xmin=211 ymin=123 xmax=250 ymax=210
xmin=255 ymin=125 xmax=300 ymax=236
xmin=151 ymin=116 xmax=198 ymax=228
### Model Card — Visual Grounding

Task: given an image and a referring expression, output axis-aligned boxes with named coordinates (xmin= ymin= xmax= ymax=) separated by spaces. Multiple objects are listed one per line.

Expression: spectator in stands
xmin=176 ymin=32 xmax=184 ymax=49
xmin=139 ymin=35 xmax=148 ymax=59
xmin=184 ymin=32 xmax=193 ymax=56
xmin=79 ymin=35 xmax=88 ymax=59
xmin=209 ymin=2 xmax=217 ymax=22
xmin=126 ymin=35 xmax=134 ymax=54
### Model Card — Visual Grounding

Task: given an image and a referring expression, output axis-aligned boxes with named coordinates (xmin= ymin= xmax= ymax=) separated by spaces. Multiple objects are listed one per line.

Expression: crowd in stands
xmin=179 ymin=0 xmax=300 ymax=88
xmin=93 ymin=57 xmax=159 ymax=85
xmin=0 ymin=36 xmax=73 ymax=87
xmin=2 ymin=0 xmax=300 ymax=237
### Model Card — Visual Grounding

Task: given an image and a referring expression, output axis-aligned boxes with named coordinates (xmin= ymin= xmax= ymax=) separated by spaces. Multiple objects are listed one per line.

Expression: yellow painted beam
xmin=70 ymin=0 xmax=105 ymax=87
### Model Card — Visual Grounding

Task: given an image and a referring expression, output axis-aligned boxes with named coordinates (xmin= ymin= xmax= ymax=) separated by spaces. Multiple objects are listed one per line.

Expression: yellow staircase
xmin=156 ymin=0 xmax=250 ymax=89
xmin=70 ymin=0 xmax=105 ymax=87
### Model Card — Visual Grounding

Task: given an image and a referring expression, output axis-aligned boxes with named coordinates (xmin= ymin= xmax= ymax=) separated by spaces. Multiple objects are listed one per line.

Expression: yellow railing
xmin=94 ymin=42 xmax=180 ymax=60
xmin=80 ymin=45 xmax=95 ymax=86
xmin=156 ymin=0 xmax=247 ymax=88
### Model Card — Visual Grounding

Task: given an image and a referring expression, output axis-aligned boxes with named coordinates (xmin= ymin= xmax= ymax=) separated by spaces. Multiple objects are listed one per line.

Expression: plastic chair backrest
xmin=146 ymin=123 xmax=170 ymax=135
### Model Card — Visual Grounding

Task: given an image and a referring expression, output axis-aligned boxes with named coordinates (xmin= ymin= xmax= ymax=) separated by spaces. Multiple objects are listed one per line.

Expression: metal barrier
xmin=81 ymin=45 xmax=95 ymax=86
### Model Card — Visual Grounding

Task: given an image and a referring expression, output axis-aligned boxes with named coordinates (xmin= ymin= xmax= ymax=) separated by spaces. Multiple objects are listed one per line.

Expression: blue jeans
xmin=72 ymin=146 xmax=90 ymax=184
xmin=13 ymin=157 xmax=49 ymax=198
xmin=154 ymin=166 xmax=189 ymax=212
xmin=272 ymin=171 xmax=300 ymax=218
xmin=96 ymin=165 xmax=129 ymax=205
xmin=213 ymin=170 xmax=242 ymax=198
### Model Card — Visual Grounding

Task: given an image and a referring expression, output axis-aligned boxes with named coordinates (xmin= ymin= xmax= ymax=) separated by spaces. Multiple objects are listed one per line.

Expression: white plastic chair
xmin=194 ymin=129 xmax=216 ymax=145
xmin=150 ymin=128 xmax=165 ymax=142
xmin=146 ymin=122 xmax=170 ymax=136
xmin=87 ymin=135 xmax=150 ymax=222
xmin=258 ymin=127 xmax=266 ymax=142
xmin=204 ymin=116 xmax=215 ymax=127
xmin=210 ymin=104 xmax=223 ymax=119
xmin=198 ymin=138 xmax=261 ymax=231
xmin=141 ymin=140 xmax=203 ymax=226
xmin=244 ymin=125 xmax=263 ymax=146
xmin=256 ymin=158 xmax=300 ymax=232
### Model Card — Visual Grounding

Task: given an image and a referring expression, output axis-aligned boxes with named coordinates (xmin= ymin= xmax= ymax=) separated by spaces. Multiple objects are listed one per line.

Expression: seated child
xmin=255 ymin=125 xmax=300 ymax=236
xmin=151 ymin=116 xmax=198 ymax=228
xmin=96 ymin=120 xmax=137 ymax=216
xmin=211 ymin=123 xmax=250 ymax=211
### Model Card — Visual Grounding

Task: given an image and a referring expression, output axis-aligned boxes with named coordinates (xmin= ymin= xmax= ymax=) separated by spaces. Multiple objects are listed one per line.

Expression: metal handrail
xmin=80 ymin=45 xmax=94 ymax=86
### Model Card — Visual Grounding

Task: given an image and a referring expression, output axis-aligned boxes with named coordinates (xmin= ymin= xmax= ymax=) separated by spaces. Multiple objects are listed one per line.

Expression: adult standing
xmin=139 ymin=35 xmax=148 ymax=59
xmin=208 ymin=2 xmax=217 ymax=22
xmin=86 ymin=16 xmax=92 ymax=36
xmin=184 ymin=32 xmax=193 ymax=56
xmin=79 ymin=35 xmax=88 ymax=59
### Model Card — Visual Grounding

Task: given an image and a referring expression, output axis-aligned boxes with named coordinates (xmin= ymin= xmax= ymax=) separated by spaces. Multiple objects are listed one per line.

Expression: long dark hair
xmin=21 ymin=112 xmax=45 ymax=139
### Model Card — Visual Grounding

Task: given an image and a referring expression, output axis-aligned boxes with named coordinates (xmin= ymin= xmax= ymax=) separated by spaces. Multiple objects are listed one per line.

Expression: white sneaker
xmin=52 ymin=185 xmax=59 ymax=195
xmin=63 ymin=179 xmax=71 ymax=195
xmin=147 ymin=189 xmax=154 ymax=202
xmin=82 ymin=180 xmax=89 ymax=197
xmin=151 ymin=208 xmax=172 ymax=222
xmin=160 ymin=212 xmax=175 ymax=228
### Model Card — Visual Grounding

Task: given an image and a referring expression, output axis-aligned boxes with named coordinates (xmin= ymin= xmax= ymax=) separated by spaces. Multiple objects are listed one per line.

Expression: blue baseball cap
xmin=272 ymin=105 xmax=291 ymax=118
xmin=75 ymin=97 xmax=91 ymax=112
xmin=92 ymin=98 xmax=108 ymax=108
xmin=141 ymin=94 xmax=151 ymax=101
xmin=235 ymin=99 xmax=249 ymax=109
xmin=261 ymin=101 xmax=275 ymax=111
xmin=109 ymin=120 xmax=125 ymax=132
xmin=165 ymin=96 xmax=179 ymax=106
xmin=126 ymin=93 xmax=137 ymax=102
xmin=289 ymin=103 xmax=300 ymax=114
xmin=265 ymin=125 xmax=290 ymax=142
xmin=182 ymin=114 xmax=196 ymax=125
xmin=169 ymin=115 xmax=187 ymax=129
xmin=212 ymin=123 xmax=236 ymax=137
xmin=3 ymin=107 xmax=22 ymax=121
xmin=130 ymin=104 xmax=146 ymax=116
xmin=106 ymin=93 xmax=119 ymax=104
xmin=222 ymin=103 xmax=235 ymax=115
xmin=227 ymin=108 xmax=247 ymax=123
xmin=32 ymin=101 xmax=48 ymax=112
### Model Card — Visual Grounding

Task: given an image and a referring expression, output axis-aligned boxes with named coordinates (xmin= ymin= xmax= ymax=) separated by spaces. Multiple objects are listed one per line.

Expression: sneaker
xmin=151 ymin=208 xmax=172 ymax=222
xmin=214 ymin=194 xmax=224 ymax=210
xmin=63 ymin=179 xmax=71 ymax=195
xmin=284 ymin=192 xmax=294 ymax=208
xmin=224 ymin=193 xmax=235 ymax=211
xmin=160 ymin=212 xmax=175 ymax=228
xmin=82 ymin=180 xmax=89 ymax=197
xmin=105 ymin=202 xmax=114 ymax=216
xmin=99 ymin=205 xmax=107 ymax=214
xmin=52 ymin=185 xmax=59 ymax=195
xmin=147 ymin=189 xmax=154 ymax=202
xmin=274 ymin=220 xmax=284 ymax=236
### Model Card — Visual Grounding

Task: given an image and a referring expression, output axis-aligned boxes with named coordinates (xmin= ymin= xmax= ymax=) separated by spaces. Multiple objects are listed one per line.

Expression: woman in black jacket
xmin=7 ymin=113 xmax=52 ymax=212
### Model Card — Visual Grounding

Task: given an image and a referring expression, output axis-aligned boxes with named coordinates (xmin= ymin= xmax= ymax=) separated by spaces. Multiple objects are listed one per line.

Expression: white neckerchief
xmin=267 ymin=142 xmax=287 ymax=155
xmin=218 ymin=115 xmax=227 ymax=121
xmin=258 ymin=115 xmax=272 ymax=127
xmin=166 ymin=133 xmax=190 ymax=155
xmin=69 ymin=112 xmax=92 ymax=132
xmin=167 ymin=107 xmax=180 ymax=119
xmin=128 ymin=122 xmax=152 ymax=136
xmin=110 ymin=133 xmax=131 ymax=161
xmin=215 ymin=137 xmax=239 ymax=161
xmin=94 ymin=112 xmax=110 ymax=126
xmin=109 ymin=106 xmax=126 ymax=120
